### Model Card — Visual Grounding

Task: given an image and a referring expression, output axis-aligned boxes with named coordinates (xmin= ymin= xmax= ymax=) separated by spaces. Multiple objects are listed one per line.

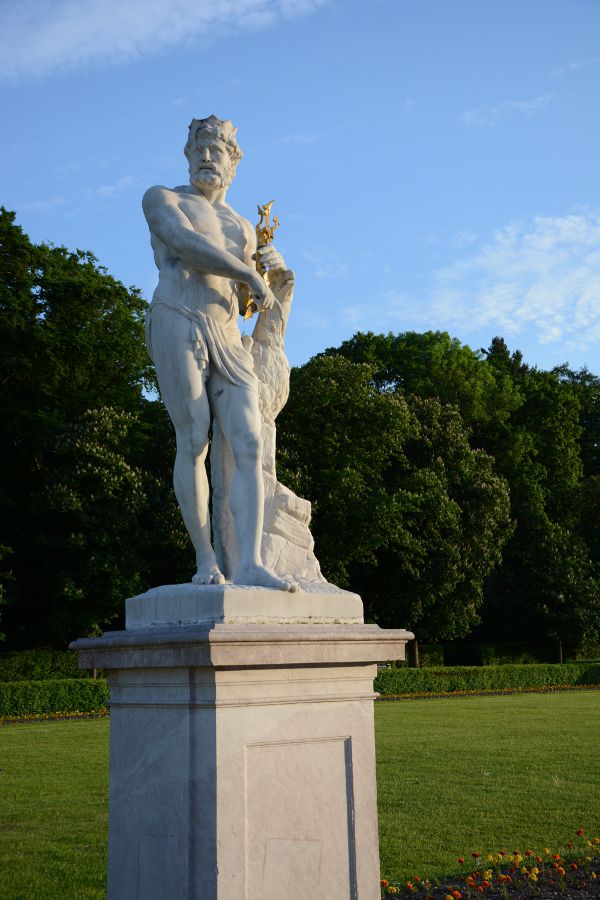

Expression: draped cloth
xmin=145 ymin=297 xmax=257 ymax=391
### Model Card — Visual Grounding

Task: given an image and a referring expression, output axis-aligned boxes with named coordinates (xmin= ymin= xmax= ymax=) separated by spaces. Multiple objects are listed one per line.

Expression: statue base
xmin=126 ymin=582 xmax=364 ymax=628
xmin=71 ymin=600 xmax=413 ymax=899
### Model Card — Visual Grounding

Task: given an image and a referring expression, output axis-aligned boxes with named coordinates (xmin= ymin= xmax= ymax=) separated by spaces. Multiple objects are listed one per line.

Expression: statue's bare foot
xmin=192 ymin=563 xmax=226 ymax=586
xmin=234 ymin=563 xmax=299 ymax=592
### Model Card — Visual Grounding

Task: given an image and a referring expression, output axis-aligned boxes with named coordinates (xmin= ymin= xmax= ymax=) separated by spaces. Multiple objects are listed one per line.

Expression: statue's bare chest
xmin=177 ymin=194 xmax=247 ymax=257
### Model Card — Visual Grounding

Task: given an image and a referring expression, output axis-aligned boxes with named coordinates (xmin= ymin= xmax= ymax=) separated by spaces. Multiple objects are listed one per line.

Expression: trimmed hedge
xmin=0 ymin=679 xmax=109 ymax=717
xmin=374 ymin=662 xmax=600 ymax=696
xmin=0 ymin=649 xmax=89 ymax=682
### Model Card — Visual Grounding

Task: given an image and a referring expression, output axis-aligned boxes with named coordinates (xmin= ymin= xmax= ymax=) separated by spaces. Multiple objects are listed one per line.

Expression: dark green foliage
xmin=414 ymin=644 xmax=445 ymax=667
xmin=0 ymin=678 xmax=108 ymax=716
xmin=0 ymin=649 xmax=86 ymax=681
xmin=445 ymin=641 xmax=559 ymax=666
xmin=277 ymin=353 xmax=512 ymax=639
xmin=317 ymin=330 xmax=599 ymax=650
xmin=374 ymin=662 xmax=600 ymax=695
xmin=0 ymin=209 xmax=193 ymax=647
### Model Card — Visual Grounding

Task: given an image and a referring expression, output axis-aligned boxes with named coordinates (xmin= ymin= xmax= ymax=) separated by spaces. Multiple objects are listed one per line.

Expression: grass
xmin=0 ymin=719 xmax=108 ymax=899
xmin=0 ymin=693 xmax=598 ymax=897
xmin=376 ymin=692 xmax=600 ymax=884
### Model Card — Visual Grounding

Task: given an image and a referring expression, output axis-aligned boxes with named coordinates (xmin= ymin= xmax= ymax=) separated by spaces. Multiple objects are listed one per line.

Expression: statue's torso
xmin=150 ymin=186 xmax=253 ymax=329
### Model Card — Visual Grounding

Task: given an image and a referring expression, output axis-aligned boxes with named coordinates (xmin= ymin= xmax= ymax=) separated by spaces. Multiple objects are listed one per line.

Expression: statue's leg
xmin=208 ymin=371 xmax=298 ymax=592
xmin=150 ymin=305 xmax=225 ymax=585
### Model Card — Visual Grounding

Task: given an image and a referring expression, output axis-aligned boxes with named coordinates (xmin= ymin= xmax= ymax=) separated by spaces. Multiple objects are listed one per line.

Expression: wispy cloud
xmin=90 ymin=174 xmax=137 ymax=199
xmin=461 ymin=94 xmax=558 ymax=127
xmin=346 ymin=211 xmax=600 ymax=352
xmin=21 ymin=196 xmax=67 ymax=212
xmin=302 ymin=247 xmax=349 ymax=279
xmin=553 ymin=55 xmax=600 ymax=76
xmin=0 ymin=0 xmax=328 ymax=81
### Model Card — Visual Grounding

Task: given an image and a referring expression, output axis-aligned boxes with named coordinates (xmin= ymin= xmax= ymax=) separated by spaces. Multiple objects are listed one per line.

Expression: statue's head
xmin=184 ymin=115 xmax=243 ymax=192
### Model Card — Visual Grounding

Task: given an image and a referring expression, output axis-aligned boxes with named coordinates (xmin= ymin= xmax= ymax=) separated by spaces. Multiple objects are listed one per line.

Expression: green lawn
xmin=0 ymin=719 xmax=108 ymax=899
xmin=376 ymin=692 xmax=600 ymax=883
xmin=0 ymin=693 xmax=598 ymax=897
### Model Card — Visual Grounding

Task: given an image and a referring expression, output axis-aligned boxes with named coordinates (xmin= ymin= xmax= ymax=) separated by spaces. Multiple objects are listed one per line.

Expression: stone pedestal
xmin=71 ymin=589 xmax=412 ymax=900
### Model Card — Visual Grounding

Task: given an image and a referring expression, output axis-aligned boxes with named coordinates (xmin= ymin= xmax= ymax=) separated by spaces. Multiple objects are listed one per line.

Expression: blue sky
xmin=1 ymin=0 xmax=599 ymax=371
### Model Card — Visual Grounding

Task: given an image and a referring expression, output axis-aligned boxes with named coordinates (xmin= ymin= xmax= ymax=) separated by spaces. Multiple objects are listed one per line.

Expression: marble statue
xmin=143 ymin=115 xmax=324 ymax=593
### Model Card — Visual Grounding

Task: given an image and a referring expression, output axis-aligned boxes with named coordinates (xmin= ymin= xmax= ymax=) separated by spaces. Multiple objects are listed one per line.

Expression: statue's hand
xmin=248 ymin=273 xmax=277 ymax=311
xmin=268 ymin=267 xmax=295 ymax=305
xmin=255 ymin=244 xmax=286 ymax=272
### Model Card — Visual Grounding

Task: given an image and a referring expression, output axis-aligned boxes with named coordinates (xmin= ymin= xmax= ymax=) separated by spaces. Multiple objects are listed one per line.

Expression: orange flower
xmin=553 ymin=854 xmax=561 ymax=861
xmin=557 ymin=867 xmax=566 ymax=877
xmin=482 ymin=881 xmax=491 ymax=889
xmin=414 ymin=876 xmax=421 ymax=882
xmin=476 ymin=886 xmax=484 ymax=893
xmin=570 ymin=863 xmax=578 ymax=870
xmin=457 ymin=858 xmax=465 ymax=865
xmin=381 ymin=880 xmax=389 ymax=888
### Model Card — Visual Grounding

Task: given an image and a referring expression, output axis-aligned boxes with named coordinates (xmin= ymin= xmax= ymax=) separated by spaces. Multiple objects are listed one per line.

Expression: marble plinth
xmin=71 ymin=619 xmax=413 ymax=900
xmin=126 ymin=582 xmax=364 ymax=629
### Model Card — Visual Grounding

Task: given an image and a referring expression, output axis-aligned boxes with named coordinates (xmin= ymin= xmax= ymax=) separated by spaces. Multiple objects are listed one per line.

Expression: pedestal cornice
xmin=70 ymin=623 xmax=414 ymax=670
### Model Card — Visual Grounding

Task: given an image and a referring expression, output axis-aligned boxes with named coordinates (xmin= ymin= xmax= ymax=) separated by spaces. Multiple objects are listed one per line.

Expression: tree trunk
xmin=407 ymin=638 xmax=420 ymax=668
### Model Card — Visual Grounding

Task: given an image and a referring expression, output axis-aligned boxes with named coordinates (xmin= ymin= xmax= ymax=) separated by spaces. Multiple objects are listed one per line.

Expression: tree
xmin=320 ymin=331 xmax=600 ymax=652
xmin=477 ymin=339 xmax=598 ymax=651
xmin=323 ymin=330 xmax=521 ymax=427
xmin=0 ymin=209 xmax=167 ymax=646
xmin=277 ymin=355 xmax=512 ymax=639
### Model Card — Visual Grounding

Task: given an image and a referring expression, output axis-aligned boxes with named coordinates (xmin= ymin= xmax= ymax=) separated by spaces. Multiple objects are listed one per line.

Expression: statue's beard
xmin=189 ymin=161 xmax=233 ymax=192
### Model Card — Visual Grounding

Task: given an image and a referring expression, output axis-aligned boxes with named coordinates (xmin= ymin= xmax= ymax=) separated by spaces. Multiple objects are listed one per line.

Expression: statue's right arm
xmin=142 ymin=186 xmax=261 ymax=290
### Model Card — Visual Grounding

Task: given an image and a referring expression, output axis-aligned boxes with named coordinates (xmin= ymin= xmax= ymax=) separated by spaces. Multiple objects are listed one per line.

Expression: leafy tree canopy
xmin=277 ymin=355 xmax=513 ymax=639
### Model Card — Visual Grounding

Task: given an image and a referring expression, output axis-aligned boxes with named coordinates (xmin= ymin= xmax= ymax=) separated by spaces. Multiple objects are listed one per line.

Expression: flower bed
xmin=381 ymin=830 xmax=600 ymax=898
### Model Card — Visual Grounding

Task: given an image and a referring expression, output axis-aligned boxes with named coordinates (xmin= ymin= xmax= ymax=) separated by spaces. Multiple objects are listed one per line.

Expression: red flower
xmin=451 ymin=892 xmax=462 ymax=899
xmin=576 ymin=828 xmax=585 ymax=836
xmin=567 ymin=842 xmax=573 ymax=849
xmin=476 ymin=886 xmax=484 ymax=893
xmin=472 ymin=852 xmax=480 ymax=859
xmin=571 ymin=863 xmax=578 ymax=870
xmin=525 ymin=850 xmax=533 ymax=858
xmin=535 ymin=856 xmax=542 ymax=863
xmin=414 ymin=876 xmax=421 ymax=882
xmin=482 ymin=881 xmax=491 ymax=889
xmin=553 ymin=854 xmax=561 ymax=861
xmin=458 ymin=858 xmax=465 ymax=865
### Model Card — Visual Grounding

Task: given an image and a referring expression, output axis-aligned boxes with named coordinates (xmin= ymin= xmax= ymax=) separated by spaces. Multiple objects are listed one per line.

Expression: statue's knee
xmin=236 ymin=431 xmax=262 ymax=465
xmin=178 ymin=423 xmax=209 ymax=459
